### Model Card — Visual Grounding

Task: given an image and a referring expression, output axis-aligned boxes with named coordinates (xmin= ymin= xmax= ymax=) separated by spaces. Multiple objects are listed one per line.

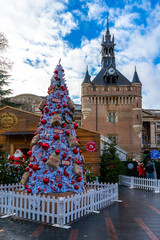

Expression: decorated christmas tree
xmin=21 ymin=62 xmax=85 ymax=194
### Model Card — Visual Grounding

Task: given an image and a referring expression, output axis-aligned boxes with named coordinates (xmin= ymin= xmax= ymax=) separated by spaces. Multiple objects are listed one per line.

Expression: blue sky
xmin=0 ymin=0 xmax=160 ymax=108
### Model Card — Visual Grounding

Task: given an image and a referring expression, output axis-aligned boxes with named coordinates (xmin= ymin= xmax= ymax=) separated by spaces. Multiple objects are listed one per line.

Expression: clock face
xmin=108 ymin=67 xmax=115 ymax=75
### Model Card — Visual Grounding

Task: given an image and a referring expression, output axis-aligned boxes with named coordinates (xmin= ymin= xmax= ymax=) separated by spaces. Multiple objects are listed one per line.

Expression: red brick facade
xmin=81 ymin=82 xmax=142 ymax=158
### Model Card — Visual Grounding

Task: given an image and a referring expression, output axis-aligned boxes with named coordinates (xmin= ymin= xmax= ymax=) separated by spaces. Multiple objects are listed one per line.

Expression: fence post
xmin=58 ymin=197 xmax=65 ymax=227
xmin=154 ymin=179 xmax=160 ymax=193
xmin=115 ymin=183 xmax=118 ymax=201
xmin=130 ymin=177 xmax=134 ymax=189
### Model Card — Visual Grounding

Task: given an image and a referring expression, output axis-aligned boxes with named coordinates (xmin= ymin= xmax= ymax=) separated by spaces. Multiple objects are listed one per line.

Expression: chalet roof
xmin=0 ymin=106 xmax=40 ymax=117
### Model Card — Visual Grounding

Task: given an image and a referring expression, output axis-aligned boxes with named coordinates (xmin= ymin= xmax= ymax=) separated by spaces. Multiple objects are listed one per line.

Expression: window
xmin=157 ymin=134 xmax=160 ymax=145
xmin=157 ymin=122 xmax=160 ymax=130
xmin=108 ymin=112 xmax=116 ymax=122
xmin=108 ymin=135 xmax=117 ymax=144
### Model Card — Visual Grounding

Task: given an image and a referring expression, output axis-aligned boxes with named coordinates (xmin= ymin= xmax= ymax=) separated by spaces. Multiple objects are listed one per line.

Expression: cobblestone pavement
xmin=0 ymin=186 xmax=160 ymax=240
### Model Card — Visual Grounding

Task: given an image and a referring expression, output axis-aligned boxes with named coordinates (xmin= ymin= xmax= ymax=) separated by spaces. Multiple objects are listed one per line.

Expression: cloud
xmin=0 ymin=0 xmax=160 ymax=110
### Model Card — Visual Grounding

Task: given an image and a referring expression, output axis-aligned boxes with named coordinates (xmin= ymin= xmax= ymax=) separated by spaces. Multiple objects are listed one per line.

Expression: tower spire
xmin=101 ymin=13 xmax=116 ymax=68
xmin=107 ymin=12 xmax=109 ymax=33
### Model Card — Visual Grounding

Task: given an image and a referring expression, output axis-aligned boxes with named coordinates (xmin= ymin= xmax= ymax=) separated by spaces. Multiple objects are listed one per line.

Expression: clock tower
xmin=81 ymin=16 xmax=142 ymax=159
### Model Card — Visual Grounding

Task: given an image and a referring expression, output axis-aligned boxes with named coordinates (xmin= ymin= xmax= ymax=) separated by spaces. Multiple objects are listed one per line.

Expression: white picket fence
xmin=119 ymin=175 xmax=160 ymax=193
xmin=0 ymin=182 xmax=118 ymax=227
xmin=0 ymin=183 xmax=24 ymax=192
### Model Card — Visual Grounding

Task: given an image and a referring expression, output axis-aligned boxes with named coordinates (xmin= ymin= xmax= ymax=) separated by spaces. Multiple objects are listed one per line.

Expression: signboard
xmin=0 ymin=112 xmax=18 ymax=130
xmin=86 ymin=141 xmax=97 ymax=152
xmin=150 ymin=150 xmax=160 ymax=159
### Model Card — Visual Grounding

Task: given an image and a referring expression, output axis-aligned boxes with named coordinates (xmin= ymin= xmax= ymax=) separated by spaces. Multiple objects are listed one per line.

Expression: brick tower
xmin=81 ymin=17 xmax=142 ymax=159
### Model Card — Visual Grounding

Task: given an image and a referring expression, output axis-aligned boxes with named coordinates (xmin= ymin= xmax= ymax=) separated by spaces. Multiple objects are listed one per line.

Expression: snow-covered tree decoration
xmin=24 ymin=62 xmax=85 ymax=194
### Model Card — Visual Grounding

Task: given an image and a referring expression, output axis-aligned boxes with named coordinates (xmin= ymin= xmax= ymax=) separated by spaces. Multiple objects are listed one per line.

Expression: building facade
xmin=81 ymin=18 xmax=142 ymax=159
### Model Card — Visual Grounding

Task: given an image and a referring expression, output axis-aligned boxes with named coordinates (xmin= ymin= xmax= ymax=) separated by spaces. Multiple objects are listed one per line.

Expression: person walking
xmin=137 ymin=163 xmax=146 ymax=178
xmin=145 ymin=160 xmax=154 ymax=179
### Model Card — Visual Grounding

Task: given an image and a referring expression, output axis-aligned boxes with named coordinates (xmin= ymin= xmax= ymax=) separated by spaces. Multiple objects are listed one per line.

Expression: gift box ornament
xmin=45 ymin=152 xmax=60 ymax=169
xmin=68 ymin=99 xmax=75 ymax=113
xmin=72 ymin=163 xmax=82 ymax=176
xmin=67 ymin=134 xmax=80 ymax=148
xmin=30 ymin=134 xmax=40 ymax=147
xmin=20 ymin=172 xmax=29 ymax=185
xmin=38 ymin=99 xmax=46 ymax=111
xmin=50 ymin=114 xmax=61 ymax=126
xmin=81 ymin=154 xmax=85 ymax=164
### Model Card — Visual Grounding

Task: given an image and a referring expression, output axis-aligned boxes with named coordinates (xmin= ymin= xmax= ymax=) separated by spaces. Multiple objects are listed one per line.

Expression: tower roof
xmin=92 ymin=68 xmax=131 ymax=86
xmin=82 ymin=67 xmax=91 ymax=84
xmin=132 ymin=67 xmax=141 ymax=84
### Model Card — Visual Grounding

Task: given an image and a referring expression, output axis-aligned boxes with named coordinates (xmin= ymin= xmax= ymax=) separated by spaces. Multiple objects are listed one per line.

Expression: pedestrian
xmin=137 ymin=162 xmax=146 ymax=178
xmin=145 ymin=160 xmax=154 ymax=179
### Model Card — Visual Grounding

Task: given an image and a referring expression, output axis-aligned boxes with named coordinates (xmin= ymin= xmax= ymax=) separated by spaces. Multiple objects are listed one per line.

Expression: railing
xmin=119 ymin=175 xmax=160 ymax=193
xmin=0 ymin=182 xmax=118 ymax=227
xmin=0 ymin=183 xmax=24 ymax=192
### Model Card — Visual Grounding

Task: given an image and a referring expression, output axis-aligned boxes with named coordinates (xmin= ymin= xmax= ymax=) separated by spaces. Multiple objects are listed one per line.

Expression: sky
xmin=0 ymin=0 xmax=160 ymax=109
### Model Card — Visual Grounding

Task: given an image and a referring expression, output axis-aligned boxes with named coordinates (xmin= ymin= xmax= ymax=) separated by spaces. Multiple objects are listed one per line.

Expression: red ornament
xmin=109 ymin=164 xmax=114 ymax=168
xmin=62 ymin=154 xmax=66 ymax=158
xmin=27 ymin=189 xmax=32 ymax=193
xmin=39 ymin=141 xmax=43 ymax=146
xmin=79 ymin=150 xmax=82 ymax=154
xmin=42 ymin=143 xmax=49 ymax=150
xmin=61 ymin=69 xmax=64 ymax=72
xmin=58 ymin=104 xmax=61 ymax=109
xmin=34 ymin=132 xmax=38 ymax=135
xmin=58 ymin=183 xmax=62 ymax=188
xmin=29 ymin=164 xmax=33 ymax=168
xmin=74 ymin=123 xmax=78 ymax=129
xmin=32 ymin=164 xmax=39 ymax=171
xmin=63 ymin=103 xmax=67 ymax=108
xmin=66 ymin=130 xmax=70 ymax=136
xmin=45 ymin=107 xmax=49 ymax=113
xmin=71 ymin=181 xmax=75 ymax=184
xmin=75 ymin=185 xmax=79 ymax=190
xmin=76 ymin=177 xmax=82 ymax=182
xmin=54 ymin=134 xmax=59 ymax=140
xmin=25 ymin=167 xmax=29 ymax=172
xmin=52 ymin=111 xmax=56 ymax=115
xmin=83 ymin=170 xmax=85 ymax=174
xmin=42 ymin=158 xmax=47 ymax=163
xmin=41 ymin=119 xmax=46 ymax=125
xmin=43 ymin=178 xmax=49 ymax=184
xmin=27 ymin=151 xmax=32 ymax=157
xmin=61 ymin=86 xmax=65 ymax=91
xmin=25 ymin=185 xmax=29 ymax=189
xmin=38 ymin=187 xmax=41 ymax=192
xmin=62 ymin=122 xmax=66 ymax=128
xmin=49 ymin=113 xmax=52 ymax=116
xmin=44 ymin=103 xmax=47 ymax=106
xmin=73 ymin=149 xmax=78 ymax=154
xmin=55 ymin=150 xmax=60 ymax=155
xmin=55 ymin=70 xmax=58 ymax=74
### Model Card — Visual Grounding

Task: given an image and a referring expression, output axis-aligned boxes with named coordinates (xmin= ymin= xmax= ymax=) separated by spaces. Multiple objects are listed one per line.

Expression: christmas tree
xmin=99 ymin=142 xmax=126 ymax=183
xmin=22 ymin=62 xmax=85 ymax=194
